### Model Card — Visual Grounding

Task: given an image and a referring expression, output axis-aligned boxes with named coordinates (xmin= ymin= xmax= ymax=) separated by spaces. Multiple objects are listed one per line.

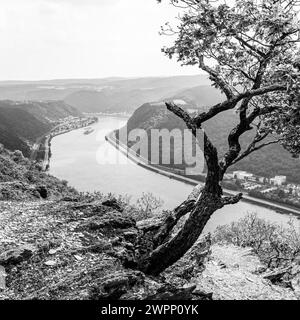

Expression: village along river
xmin=49 ymin=116 xmax=299 ymax=232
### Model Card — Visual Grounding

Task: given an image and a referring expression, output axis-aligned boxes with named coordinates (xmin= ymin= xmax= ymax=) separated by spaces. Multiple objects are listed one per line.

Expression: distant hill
xmin=64 ymin=75 xmax=210 ymax=113
xmin=64 ymin=87 xmax=174 ymax=114
xmin=0 ymin=100 xmax=82 ymax=156
xmin=13 ymin=100 xmax=81 ymax=123
xmin=0 ymin=75 xmax=210 ymax=113
xmin=167 ymin=85 xmax=225 ymax=108
xmin=122 ymin=88 xmax=300 ymax=183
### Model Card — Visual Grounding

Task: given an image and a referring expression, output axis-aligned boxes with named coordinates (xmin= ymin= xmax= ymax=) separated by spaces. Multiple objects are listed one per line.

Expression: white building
xmin=258 ymin=176 xmax=266 ymax=183
xmin=224 ymin=173 xmax=234 ymax=180
xmin=261 ymin=187 xmax=277 ymax=194
xmin=270 ymin=175 xmax=287 ymax=186
xmin=233 ymin=170 xmax=254 ymax=180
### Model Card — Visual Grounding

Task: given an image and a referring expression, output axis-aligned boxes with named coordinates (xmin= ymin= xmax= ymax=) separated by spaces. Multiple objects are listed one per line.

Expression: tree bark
xmin=152 ymin=199 xmax=196 ymax=249
xmin=142 ymin=189 xmax=223 ymax=276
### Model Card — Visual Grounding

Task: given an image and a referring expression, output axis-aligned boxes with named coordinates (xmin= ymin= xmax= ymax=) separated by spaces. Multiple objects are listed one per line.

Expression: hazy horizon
xmin=0 ymin=0 xmax=201 ymax=81
xmin=0 ymin=74 xmax=205 ymax=83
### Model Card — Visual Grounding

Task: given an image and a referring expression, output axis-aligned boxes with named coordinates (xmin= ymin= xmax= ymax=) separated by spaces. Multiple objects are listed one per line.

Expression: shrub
xmin=12 ymin=150 xmax=24 ymax=162
xmin=213 ymin=213 xmax=300 ymax=269
xmin=134 ymin=192 xmax=164 ymax=220
xmin=61 ymin=180 xmax=68 ymax=187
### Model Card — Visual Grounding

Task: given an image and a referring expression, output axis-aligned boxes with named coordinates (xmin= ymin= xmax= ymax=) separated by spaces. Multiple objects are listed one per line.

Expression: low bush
xmin=213 ymin=213 xmax=300 ymax=269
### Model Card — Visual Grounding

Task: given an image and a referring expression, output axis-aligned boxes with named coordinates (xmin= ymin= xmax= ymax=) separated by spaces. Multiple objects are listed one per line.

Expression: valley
xmin=0 ymin=76 xmax=299 ymax=301
xmin=106 ymin=128 xmax=300 ymax=215
xmin=1 ymin=0 xmax=300 ymax=303
xmin=31 ymin=116 xmax=98 ymax=170
xmin=49 ymin=116 xmax=300 ymax=230
xmin=0 ymin=75 xmax=299 ymax=211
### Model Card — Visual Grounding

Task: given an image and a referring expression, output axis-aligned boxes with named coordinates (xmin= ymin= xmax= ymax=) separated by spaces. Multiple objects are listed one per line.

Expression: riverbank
xmin=32 ymin=116 xmax=98 ymax=171
xmin=105 ymin=133 xmax=300 ymax=217
xmin=83 ymin=112 xmax=131 ymax=119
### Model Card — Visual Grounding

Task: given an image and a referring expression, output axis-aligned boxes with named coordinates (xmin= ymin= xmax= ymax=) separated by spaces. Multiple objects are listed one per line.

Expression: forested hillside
xmin=0 ymin=100 xmax=82 ymax=156
xmin=0 ymin=128 xmax=30 ymax=158
xmin=0 ymin=107 xmax=51 ymax=157
xmin=123 ymin=97 xmax=300 ymax=183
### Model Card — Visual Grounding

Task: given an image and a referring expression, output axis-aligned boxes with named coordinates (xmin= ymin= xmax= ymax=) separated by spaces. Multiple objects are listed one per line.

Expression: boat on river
xmin=83 ymin=127 xmax=94 ymax=135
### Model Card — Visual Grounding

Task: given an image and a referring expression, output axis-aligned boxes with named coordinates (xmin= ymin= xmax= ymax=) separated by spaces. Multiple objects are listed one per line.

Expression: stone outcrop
xmin=1 ymin=199 xmax=299 ymax=300
xmin=89 ymin=271 xmax=144 ymax=300
xmin=102 ymin=199 xmax=123 ymax=212
xmin=145 ymin=284 xmax=197 ymax=300
xmin=77 ymin=211 xmax=136 ymax=233
xmin=0 ymin=245 xmax=36 ymax=267
xmin=0 ymin=266 xmax=7 ymax=290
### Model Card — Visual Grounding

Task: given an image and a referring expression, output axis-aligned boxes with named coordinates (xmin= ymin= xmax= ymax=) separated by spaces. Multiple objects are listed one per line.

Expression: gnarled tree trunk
xmin=142 ymin=189 xmax=223 ymax=276
xmin=136 ymin=103 xmax=243 ymax=276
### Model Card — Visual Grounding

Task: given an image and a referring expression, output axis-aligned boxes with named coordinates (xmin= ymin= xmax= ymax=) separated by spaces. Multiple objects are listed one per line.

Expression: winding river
xmin=49 ymin=116 xmax=299 ymax=233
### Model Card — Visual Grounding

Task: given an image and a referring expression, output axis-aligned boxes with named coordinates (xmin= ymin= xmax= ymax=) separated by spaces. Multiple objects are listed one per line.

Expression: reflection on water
xmin=50 ymin=116 xmax=299 ymax=232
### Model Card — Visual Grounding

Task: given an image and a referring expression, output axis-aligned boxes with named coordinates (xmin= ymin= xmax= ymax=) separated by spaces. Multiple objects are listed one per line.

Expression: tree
xmin=277 ymin=189 xmax=286 ymax=198
xmin=139 ymin=0 xmax=300 ymax=275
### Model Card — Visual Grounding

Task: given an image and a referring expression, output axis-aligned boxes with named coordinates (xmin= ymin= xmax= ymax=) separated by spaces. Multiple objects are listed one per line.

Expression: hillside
xmin=0 ymin=100 xmax=81 ymax=123
xmin=0 ymin=106 xmax=51 ymax=157
xmin=0 ymin=144 xmax=299 ymax=300
xmin=168 ymin=85 xmax=225 ymax=108
xmin=1 ymin=201 xmax=297 ymax=301
xmin=0 ymin=100 xmax=82 ymax=156
xmin=0 ymin=75 xmax=210 ymax=114
xmin=0 ymin=145 xmax=78 ymax=200
xmin=121 ymin=90 xmax=300 ymax=183
xmin=64 ymin=76 xmax=211 ymax=113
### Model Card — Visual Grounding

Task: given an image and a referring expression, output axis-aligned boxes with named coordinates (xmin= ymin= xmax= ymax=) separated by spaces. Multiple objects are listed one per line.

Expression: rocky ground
xmin=0 ymin=197 xmax=299 ymax=300
xmin=196 ymin=245 xmax=298 ymax=300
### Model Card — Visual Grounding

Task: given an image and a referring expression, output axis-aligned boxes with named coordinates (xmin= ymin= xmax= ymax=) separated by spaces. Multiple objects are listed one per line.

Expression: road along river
xmin=49 ymin=116 xmax=300 ymax=233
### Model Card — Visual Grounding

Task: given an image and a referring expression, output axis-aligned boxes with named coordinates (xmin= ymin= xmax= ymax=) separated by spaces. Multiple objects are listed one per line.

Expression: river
xmin=49 ymin=116 xmax=299 ymax=233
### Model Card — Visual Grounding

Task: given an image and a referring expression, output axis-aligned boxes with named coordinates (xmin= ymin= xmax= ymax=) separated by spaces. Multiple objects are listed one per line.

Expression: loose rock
xmin=0 ymin=245 xmax=36 ymax=267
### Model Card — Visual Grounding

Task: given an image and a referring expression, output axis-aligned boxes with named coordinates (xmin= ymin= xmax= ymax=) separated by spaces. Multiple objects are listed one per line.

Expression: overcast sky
xmin=0 ymin=0 xmax=200 ymax=80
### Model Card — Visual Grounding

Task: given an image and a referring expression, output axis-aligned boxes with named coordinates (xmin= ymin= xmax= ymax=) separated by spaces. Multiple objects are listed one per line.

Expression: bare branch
xmin=202 ymin=130 xmax=223 ymax=195
xmin=166 ymin=102 xmax=197 ymax=133
xmin=219 ymin=116 xmax=254 ymax=175
xmin=231 ymin=138 xmax=285 ymax=165
xmin=166 ymin=101 xmax=222 ymax=195
xmin=194 ymin=84 xmax=287 ymax=126
xmin=221 ymin=193 xmax=243 ymax=206
xmin=197 ymin=54 xmax=234 ymax=99
xmin=234 ymin=35 xmax=267 ymax=58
